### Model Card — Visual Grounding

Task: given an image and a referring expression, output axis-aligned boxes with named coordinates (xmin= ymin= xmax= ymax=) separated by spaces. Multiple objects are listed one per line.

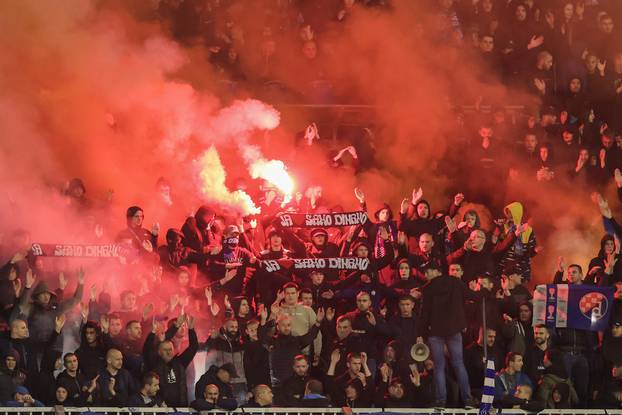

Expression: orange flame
xmin=241 ymin=145 xmax=294 ymax=196
xmin=197 ymin=146 xmax=260 ymax=215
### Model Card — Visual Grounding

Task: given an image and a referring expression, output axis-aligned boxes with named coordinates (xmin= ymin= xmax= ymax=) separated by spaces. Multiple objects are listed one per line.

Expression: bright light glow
xmin=198 ymin=146 xmax=260 ymax=215
xmin=249 ymin=159 xmax=295 ymax=196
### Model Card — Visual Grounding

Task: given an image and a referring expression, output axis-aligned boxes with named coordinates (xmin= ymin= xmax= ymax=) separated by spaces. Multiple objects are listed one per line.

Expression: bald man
xmin=97 ymin=348 xmax=136 ymax=406
xmin=259 ymin=312 xmax=322 ymax=389
xmin=190 ymin=384 xmax=238 ymax=411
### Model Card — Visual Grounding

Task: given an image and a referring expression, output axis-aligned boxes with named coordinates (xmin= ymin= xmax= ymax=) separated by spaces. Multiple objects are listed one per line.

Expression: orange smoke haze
xmin=0 ymin=0 xmax=613 ymax=293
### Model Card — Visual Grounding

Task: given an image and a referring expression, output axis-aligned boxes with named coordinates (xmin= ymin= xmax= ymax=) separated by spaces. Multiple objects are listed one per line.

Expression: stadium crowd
xmin=2 ymin=0 xmax=622 ymax=412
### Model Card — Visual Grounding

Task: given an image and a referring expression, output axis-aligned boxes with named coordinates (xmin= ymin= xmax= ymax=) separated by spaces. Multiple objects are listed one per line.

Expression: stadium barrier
xmin=0 ymin=407 xmax=616 ymax=415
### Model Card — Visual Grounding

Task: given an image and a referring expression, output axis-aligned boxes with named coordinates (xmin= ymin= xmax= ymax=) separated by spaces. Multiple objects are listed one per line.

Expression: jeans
xmin=562 ymin=352 xmax=589 ymax=406
xmin=429 ymin=332 xmax=473 ymax=404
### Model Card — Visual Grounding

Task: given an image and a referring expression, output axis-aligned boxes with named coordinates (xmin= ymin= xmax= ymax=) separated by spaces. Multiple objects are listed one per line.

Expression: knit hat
xmin=165 ymin=228 xmax=184 ymax=245
xmin=15 ymin=386 xmax=29 ymax=395
xmin=351 ymin=238 xmax=372 ymax=254
xmin=266 ymin=228 xmax=284 ymax=240
xmin=310 ymin=228 xmax=328 ymax=238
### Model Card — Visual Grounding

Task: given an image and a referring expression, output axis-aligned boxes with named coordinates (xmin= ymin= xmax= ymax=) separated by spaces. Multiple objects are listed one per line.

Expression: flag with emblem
xmin=533 ymin=284 xmax=615 ymax=331
xmin=479 ymin=359 xmax=496 ymax=415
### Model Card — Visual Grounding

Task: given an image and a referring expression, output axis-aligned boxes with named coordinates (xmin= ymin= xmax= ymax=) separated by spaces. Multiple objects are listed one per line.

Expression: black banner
xmin=261 ymin=257 xmax=370 ymax=273
xmin=277 ymin=211 xmax=368 ymax=228
xmin=31 ymin=243 xmax=126 ymax=258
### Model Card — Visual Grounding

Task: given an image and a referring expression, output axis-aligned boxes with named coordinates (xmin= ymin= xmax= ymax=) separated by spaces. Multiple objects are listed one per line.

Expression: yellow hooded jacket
xmin=503 ymin=202 xmax=533 ymax=244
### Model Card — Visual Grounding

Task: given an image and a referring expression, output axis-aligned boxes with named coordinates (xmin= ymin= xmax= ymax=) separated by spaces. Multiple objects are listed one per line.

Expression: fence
xmin=0 ymin=408 xmax=618 ymax=415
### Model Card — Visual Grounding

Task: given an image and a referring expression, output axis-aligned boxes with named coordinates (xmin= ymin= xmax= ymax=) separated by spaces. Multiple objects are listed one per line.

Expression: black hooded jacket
xmin=74 ymin=321 xmax=108 ymax=380
xmin=181 ymin=205 xmax=218 ymax=253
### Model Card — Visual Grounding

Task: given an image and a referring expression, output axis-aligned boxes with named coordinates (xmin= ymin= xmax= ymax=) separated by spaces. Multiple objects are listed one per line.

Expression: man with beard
xmin=464 ymin=327 xmax=504 ymax=399
xmin=278 ymin=355 xmax=311 ymax=406
xmin=320 ymin=313 xmax=365 ymax=376
xmin=341 ymin=291 xmax=392 ymax=378
xmin=524 ymin=325 xmax=549 ymax=386
xmin=207 ymin=225 xmax=256 ymax=297
xmin=202 ymin=318 xmax=246 ymax=403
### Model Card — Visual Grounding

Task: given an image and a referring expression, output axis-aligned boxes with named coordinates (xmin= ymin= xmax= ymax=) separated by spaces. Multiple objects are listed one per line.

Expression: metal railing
xmin=0 ymin=408 xmax=618 ymax=415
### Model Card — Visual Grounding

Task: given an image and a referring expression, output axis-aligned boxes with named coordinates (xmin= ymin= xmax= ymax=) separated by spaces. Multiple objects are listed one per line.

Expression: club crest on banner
xmin=579 ymin=292 xmax=607 ymax=321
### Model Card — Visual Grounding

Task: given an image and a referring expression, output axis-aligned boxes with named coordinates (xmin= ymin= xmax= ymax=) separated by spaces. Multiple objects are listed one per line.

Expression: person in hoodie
xmin=228 ymin=295 xmax=254 ymax=334
xmin=203 ymin=317 xmax=246 ymax=403
xmin=181 ymin=205 xmax=219 ymax=254
xmin=376 ymin=376 xmax=417 ymax=408
xmin=1 ymin=350 xmax=26 ymax=388
xmin=5 ymin=385 xmax=43 ymax=407
xmin=191 ymin=383 xmax=238 ymax=411
xmin=588 ymin=234 xmax=622 ymax=284
xmin=338 ymin=231 xmax=395 ymax=305
xmin=495 ymin=202 xmax=538 ymax=282
xmin=398 ymin=188 xmax=444 ymax=249
xmin=17 ymin=269 xmax=84 ymax=347
xmin=389 ymin=260 xmax=424 ymax=312
xmin=446 ymin=207 xmax=483 ymax=253
xmin=0 ymin=260 xmax=20 ymax=322
xmin=194 ymin=363 xmax=237 ymax=405
xmin=74 ymin=320 xmax=108 ymax=381
xmin=157 ymin=228 xmax=206 ymax=273
xmin=538 ymin=349 xmax=579 ymax=408
xmin=0 ymin=321 xmax=33 ymax=377
xmin=206 ymin=224 xmax=256 ymax=297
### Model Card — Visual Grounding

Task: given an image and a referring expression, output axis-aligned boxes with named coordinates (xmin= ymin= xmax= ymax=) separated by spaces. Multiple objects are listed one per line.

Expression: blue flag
xmin=533 ymin=284 xmax=615 ymax=331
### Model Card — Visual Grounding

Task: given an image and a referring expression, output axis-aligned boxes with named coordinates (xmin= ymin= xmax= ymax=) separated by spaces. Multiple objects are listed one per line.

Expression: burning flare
xmin=241 ymin=145 xmax=295 ymax=197
xmin=197 ymin=146 xmax=260 ymax=216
